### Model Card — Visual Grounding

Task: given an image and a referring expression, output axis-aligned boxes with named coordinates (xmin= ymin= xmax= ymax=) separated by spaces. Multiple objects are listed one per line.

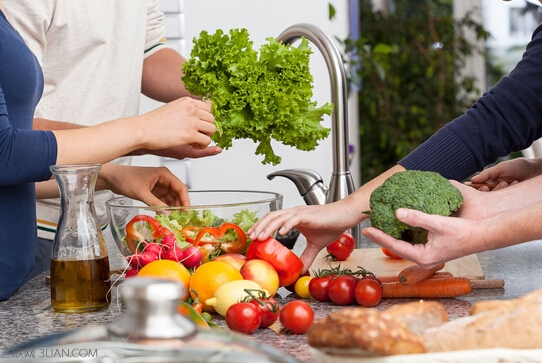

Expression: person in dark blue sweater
xmin=249 ymin=18 xmax=542 ymax=270
xmin=0 ymin=5 xmax=216 ymax=300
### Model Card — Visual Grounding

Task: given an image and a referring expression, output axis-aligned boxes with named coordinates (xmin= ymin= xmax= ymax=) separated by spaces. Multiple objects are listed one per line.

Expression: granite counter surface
xmin=2 ymin=237 xmax=542 ymax=362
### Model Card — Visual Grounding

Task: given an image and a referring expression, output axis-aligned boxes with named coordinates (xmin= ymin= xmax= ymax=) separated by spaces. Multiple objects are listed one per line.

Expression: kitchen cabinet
xmin=136 ymin=0 xmax=361 ymax=210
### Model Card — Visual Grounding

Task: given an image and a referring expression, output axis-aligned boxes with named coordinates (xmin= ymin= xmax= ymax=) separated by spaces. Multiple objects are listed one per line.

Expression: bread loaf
xmin=307 ymin=307 xmax=426 ymax=355
xmin=383 ymin=300 xmax=449 ymax=335
xmin=424 ymin=292 xmax=542 ymax=352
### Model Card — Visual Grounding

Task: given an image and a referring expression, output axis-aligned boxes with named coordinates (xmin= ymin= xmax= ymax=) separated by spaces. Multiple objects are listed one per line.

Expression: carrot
xmin=377 ymin=271 xmax=452 ymax=284
xmin=377 ymin=275 xmax=401 ymax=283
xmin=398 ymin=262 xmax=445 ymax=286
xmin=382 ymin=277 xmax=472 ymax=298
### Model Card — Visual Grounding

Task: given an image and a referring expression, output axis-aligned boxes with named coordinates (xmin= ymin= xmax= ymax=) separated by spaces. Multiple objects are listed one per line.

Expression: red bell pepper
xmin=193 ymin=222 xmax=247 ymax=254
xmin=125 ymin=214 xmax=173 ymax=254
xmin=180 ymin=226 xmax=202 ymax=244
xmin=245 ymin=237 xmax=304 ymax=287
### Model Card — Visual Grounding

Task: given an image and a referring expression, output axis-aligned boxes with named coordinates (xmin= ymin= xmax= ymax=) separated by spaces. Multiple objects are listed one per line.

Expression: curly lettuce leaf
xmin=182 ymin=28 xmax=333 ymax=165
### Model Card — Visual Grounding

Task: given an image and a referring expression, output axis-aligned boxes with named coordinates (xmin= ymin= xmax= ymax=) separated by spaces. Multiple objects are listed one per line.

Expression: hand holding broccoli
xmin=368 ymin=171 xmax=464 ymax=244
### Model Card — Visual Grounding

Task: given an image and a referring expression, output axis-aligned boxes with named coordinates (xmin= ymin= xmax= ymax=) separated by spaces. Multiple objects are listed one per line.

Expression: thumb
xmin=396 ymin=208 xmax=430 ymax=229
xmin=299 ymin=243 xmax=324 ymax=274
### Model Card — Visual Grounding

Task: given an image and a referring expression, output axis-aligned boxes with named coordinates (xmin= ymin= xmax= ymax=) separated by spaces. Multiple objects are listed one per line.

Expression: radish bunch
xmin=124 ymin=235 xmax=203 ymax=277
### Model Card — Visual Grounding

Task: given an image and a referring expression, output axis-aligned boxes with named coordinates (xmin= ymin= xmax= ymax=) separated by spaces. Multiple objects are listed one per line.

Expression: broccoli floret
xmin=369 ymin=170 xmax=463 ymax=243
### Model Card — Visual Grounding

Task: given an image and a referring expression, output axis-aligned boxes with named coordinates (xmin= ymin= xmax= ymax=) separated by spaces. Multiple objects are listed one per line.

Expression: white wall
xmin=138 ymin=0 xmax=360 ymax=210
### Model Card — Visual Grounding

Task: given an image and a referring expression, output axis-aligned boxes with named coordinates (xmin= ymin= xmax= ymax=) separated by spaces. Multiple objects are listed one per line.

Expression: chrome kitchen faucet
xmin=267 ymin=23 xmax=362 ymax=247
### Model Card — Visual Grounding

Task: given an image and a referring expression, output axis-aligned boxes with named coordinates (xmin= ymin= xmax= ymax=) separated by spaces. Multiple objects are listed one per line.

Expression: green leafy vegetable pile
xmin=182 ymin=28 xmax=333 ymax=165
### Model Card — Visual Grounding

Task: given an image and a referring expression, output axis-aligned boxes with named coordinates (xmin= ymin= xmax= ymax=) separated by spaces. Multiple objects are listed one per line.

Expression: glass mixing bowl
xmin=106 ymin=190 xmax=283 ymax=257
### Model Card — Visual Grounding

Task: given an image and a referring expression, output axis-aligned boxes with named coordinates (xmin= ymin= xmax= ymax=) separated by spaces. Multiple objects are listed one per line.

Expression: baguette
xmin=307 ymin=307 xmax=426 ymax=355
xmin=424 ymin=294 xmax=542 ymax=352
xmin=383 ymin=300 xmax=449 ymax=335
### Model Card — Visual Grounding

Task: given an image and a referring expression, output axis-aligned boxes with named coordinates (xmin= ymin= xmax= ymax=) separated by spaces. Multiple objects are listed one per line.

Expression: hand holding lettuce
xmin=182 ymin=28 xmax=333 ymax=165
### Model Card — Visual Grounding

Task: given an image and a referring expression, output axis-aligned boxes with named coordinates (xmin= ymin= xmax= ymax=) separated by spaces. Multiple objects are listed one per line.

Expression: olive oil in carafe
xmin=50 ymin=256 xmax=111 ymax=313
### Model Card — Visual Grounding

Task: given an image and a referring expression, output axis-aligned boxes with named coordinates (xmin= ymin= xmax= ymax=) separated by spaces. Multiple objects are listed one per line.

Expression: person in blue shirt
xmin=0 ymin=4 xmax=216 ymax=300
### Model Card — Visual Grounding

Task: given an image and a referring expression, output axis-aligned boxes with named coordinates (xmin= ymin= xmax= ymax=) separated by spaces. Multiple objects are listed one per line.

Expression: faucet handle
xmin=267 ymin=169 xmax=328 ymax=205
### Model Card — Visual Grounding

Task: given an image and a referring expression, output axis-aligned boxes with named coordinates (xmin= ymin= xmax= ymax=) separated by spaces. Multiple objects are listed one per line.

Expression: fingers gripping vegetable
xmin=326 ymin=232 xmax=355 ymax=261
xmin=125 ymin=215 xmax=173 ymax=254
xmin=194 ymin=222 xmax=247 ymax=254
xmin=245 ymin=237 xmax=304 ymax=287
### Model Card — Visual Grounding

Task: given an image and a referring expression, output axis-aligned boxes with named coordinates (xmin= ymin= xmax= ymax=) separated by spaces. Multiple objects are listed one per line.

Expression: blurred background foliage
xmin=339 ymin=0 xmax=495 ymax=183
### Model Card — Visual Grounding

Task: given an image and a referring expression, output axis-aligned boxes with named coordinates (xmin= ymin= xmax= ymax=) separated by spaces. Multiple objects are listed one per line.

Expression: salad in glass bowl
xmin=106 ymin=190 xmax=283 ymax=272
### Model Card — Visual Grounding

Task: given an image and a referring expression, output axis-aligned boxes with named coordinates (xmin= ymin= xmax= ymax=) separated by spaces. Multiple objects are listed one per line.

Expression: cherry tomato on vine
xmin=355 ymin=276 xmax=383 ymax=307
xmin=381 ymin=247 xmax=402 ymax=260
xmin=308 ymin=275 xmax=334 ymax=302
xmin=279 ymin=300 xmax=314 ymax=334
xmin=225 ymin=302 xmax=261 ymax=334
xmin=326 ymin=232 xmax=355 ymax=261
xmin=328 ymin=275 xmax=357 ymax=305
xmin=249 ymin=296 xmax=280 ymax=329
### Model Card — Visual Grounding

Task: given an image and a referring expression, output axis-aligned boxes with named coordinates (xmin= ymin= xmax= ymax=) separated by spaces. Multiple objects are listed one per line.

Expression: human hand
xmin=149 ymin=144 xmax=222 ymax=160
xmin=248 ymin=202 xmax=367 ymax=271
xmin=467 ymin=157 xmax=542 ymax=191
xmin=98 ymin=164 xmax=189 ymax=207
xmin=141 ymin=97 xmax=216 ymax=151
xmin=362 ymin=208 xmax=483 ymax=269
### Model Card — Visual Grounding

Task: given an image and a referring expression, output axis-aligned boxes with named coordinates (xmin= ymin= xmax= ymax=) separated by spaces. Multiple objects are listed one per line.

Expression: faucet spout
xmin=274 ymin=23 xmax=362 ymax=247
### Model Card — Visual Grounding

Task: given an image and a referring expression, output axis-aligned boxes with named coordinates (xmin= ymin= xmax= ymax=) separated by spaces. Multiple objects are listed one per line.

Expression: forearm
xmin=479 ymin=200 xmax=542 ymax=250
xmin=483 ymin=173 xmax=542 ymax=215
xmin=33 ymin=118 xmax=85 ymax=131
xmin=36 ymin=179 xmax=60 ymax=199
xmin=52 ymin=116 xmax=145 ymax=165
xmin=141 ymin=47 xmax=196 ymax=103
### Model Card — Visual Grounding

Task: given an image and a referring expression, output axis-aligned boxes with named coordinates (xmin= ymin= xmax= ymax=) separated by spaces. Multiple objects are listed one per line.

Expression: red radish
xmin=139 ymin=251 xmax=159 ymax=266
xmin=125 ymin=267 xmax=139 ymax=278
xmin=126 ymin=254 xmax=141 ymax=268
xmin=143 ymin=242 xmax=164 ymax=257
xmin=161 ymin=235 xmax=177 ymax=249
xmin=163 ymin=246 xmax=184 ymax=262
xmin=181 ymin=246 xmax=202 ymax=269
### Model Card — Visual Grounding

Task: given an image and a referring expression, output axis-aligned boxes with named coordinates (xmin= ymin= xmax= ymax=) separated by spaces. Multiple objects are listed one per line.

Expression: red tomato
xmin=355 ymin=277 xmax=383 ymax=307
xmin=225 ymin=302 xmax=261 ymax=334
xmin=326 ymin=232 xmax=355 ymax=261
xmin=249 ymin=297 xmax=280 ymax=329
xmin=279 ymin=300 xmax=314 ymax=334
xmin=381 ymin=247 xmax=402 ymax=260
xmin=327 ymin=275 xmax=357 ymax=305
xmin=308 ymin=275 xmax=334 ymax=302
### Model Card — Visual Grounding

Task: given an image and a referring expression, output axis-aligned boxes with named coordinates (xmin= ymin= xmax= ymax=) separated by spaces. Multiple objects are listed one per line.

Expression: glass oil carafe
xmin=50 ymin=164 xmax=111 ymax=313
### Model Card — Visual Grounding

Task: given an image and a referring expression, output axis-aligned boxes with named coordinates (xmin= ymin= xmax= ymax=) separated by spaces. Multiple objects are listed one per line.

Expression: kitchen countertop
xmin=2 ymin=233 xmax=542 ymax=362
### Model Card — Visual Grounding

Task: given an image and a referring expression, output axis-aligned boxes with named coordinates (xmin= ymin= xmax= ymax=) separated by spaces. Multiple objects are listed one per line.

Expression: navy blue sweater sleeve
xmin=0 ymin=85 xmax=57 ymax=185
xmin=1 ymin=10 xmax=57 ymax=300
xmin=399 ymin=23 xmax=542 ymax=181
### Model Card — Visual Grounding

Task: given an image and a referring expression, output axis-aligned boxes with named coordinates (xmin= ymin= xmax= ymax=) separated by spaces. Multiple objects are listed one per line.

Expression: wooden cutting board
xmin=311 ymin=248 xmax=485 ymax=280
